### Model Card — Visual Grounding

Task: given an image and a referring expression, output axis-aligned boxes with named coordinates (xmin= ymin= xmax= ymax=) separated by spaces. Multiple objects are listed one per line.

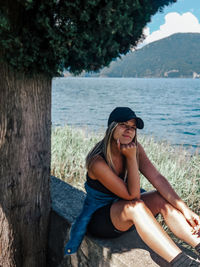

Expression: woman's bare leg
xmin=110 ymin=198 xmax=181 ymax=262
xmin=141 ymin=191 xmax=200 ymax=248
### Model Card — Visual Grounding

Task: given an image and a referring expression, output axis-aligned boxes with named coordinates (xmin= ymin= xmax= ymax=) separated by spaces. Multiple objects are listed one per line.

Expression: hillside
xmin=96 ymin=33 xmax=200 ymax=78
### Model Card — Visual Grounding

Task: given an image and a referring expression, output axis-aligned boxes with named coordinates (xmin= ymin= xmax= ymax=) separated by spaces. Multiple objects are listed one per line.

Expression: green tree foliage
xmin=0 ymin=0 xmax=175 ymax=76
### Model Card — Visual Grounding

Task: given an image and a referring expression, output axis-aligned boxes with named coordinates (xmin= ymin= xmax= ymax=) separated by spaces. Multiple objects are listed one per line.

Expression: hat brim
xmin=135 ymin=117 xmax=144 ymax=129
xmin=122 ymin=114 xmax=144 ymax=129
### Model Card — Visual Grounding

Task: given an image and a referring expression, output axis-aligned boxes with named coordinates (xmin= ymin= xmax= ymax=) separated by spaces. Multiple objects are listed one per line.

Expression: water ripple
xmin=52 ymin=78 xmax=200 ymax=151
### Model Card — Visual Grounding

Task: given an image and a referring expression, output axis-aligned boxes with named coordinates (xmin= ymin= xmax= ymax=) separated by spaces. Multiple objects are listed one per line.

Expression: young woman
xmin=65 ymin=107 xmax=200 ymax=266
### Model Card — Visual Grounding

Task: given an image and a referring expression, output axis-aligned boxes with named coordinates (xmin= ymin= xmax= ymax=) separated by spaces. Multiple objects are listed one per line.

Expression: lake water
xmin=52 ymin=78 xmax=200 ymax=151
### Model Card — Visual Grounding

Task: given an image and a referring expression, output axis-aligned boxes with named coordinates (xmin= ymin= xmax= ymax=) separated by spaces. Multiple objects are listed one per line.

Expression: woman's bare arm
xmin=138 ymin=142 xmax=200 ymax=227
xmin=138 ymin=142 xmax=186 ymax=209
xmin=120 ymin=140 xmax=140 ymax=199
xmin=88 ymin=141 xmax=140 ymax=200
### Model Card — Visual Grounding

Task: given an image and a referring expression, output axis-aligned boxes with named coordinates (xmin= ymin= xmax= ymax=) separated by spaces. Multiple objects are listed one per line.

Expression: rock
xmin=47 ymin=176 xmax=196 ymax=267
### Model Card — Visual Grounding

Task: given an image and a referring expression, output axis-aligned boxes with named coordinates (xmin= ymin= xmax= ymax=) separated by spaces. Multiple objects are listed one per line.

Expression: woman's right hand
xmin=117 ymin=139 xmax=137 ymax=159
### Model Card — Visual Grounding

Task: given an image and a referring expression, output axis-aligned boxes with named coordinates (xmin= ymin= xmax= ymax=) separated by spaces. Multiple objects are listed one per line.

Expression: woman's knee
xmin=153 ymin=191 xmax=174 ymax=215
xmin=122 ymin=199 xmax=146 ymax=219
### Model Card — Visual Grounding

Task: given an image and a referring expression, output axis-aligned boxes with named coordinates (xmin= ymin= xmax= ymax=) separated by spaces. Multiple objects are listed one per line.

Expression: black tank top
xmin=87 ymin=172 xmax=145 ymax=198
xmin=86 ymin=172 xmax=114 ymax=194
xmin=86 ymin=153 xmax=126 ymax=195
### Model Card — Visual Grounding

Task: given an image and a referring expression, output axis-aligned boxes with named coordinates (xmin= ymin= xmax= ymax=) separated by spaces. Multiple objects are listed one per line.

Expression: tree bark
xmin=0 ymin=64 xmax=51 ymax=267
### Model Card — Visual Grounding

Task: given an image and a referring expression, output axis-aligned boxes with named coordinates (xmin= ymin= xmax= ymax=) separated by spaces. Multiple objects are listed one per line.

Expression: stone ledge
xmin=47 ymin=176 xmax=196 ymax=267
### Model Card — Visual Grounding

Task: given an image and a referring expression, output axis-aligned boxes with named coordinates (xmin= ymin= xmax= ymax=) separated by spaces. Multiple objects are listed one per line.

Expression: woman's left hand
xmin=183 ymin=208 xmax=200 ymax=233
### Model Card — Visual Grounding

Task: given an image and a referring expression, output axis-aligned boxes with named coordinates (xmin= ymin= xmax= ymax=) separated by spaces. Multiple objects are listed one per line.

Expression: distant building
xmin=193 ymin=72 xmax=200 ymax=79
xmin=164 ymin=70 xmax=179 ymax=78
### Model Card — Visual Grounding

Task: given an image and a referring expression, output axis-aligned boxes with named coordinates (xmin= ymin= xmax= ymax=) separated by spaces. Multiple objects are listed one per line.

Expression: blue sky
xmin=141 ymin=0 xmax=200 ymax=45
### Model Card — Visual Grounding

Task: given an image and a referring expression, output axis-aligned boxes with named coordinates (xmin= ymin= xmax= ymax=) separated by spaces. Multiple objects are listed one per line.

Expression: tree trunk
xmin=0 ymin=64 xmax=51 ymax=267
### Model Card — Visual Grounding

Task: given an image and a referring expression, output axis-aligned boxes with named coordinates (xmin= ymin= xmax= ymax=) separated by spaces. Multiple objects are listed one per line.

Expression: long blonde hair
xmin=86 ymin=121 xmax=139 ymax=174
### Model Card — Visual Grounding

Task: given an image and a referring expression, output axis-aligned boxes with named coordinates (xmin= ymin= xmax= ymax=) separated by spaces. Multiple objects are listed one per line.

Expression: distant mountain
xmin=95 ymin=33 xmax=200 ymax=78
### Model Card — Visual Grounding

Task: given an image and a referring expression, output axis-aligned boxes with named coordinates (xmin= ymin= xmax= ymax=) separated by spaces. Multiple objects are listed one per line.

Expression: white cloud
xmin=141 ymin=12 xmax=200 ymax=46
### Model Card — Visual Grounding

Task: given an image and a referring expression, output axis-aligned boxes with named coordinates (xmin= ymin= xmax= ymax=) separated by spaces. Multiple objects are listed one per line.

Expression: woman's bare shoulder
xmin=88 ymin=155 xmax=108 ymax=179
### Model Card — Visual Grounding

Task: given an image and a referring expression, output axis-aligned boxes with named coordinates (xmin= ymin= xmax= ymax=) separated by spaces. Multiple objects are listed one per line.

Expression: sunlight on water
xmin=52 ymin=78 xmax=200 ymax=151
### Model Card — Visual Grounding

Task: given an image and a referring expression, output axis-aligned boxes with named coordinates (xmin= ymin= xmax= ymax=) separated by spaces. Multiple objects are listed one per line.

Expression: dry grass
xmin=51 ymin=125 xmax=200 ymax=214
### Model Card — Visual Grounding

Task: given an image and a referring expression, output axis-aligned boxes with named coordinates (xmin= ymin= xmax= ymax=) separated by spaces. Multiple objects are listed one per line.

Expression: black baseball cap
xmin=108 ymin=107 xmax=144 ymax=129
